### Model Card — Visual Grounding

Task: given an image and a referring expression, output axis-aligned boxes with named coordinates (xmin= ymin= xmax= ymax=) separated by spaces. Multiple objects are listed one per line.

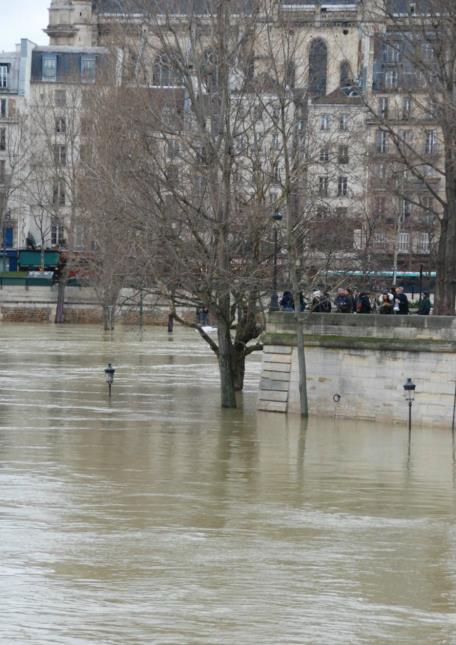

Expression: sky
xmin=1 ymin=0 xmax=50 ymax=52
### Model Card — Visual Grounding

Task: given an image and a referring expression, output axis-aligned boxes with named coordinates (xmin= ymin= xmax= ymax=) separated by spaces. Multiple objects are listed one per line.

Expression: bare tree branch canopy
xmin=4 ymin=0 xmax=456 ymax=407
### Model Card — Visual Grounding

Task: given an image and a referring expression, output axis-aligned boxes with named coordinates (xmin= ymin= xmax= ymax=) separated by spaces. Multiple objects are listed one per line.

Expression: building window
xmin=318 ymin=176 xmax=329 ymax=197
xmin=398 ymin=231 xmax=410 ymax=252
xmin=54 ymin=90 xmax=66 ymax=107
xmin=297 ymin=118 xmax=305 ymax=141
xmin=202 ymin=49 xmax=219 ymax=93
xmin=52 ymin=179 xmax=65 ymax=206
xmin=51 ymin=221 xmax=65 ymax=246
xmin=340 ymin=60 xmax=351 ymax=87
xmin=402 ymin=96 xmax=411 ymax=120
xmin=417 ymin=232 xmax=430 ymax=254
xmin=421 ymin=194 xmax=433 ymax=214
xmin=42 ymin=54 xmax=57 ymax=82
xmin=167 ymin=140 xmax=179 ymax=159
xmin=53 ymin=144 xmax=66 ymax=166
xmin=383 ymin=42 xmax=401 ymax=64
xmin=0 ymin=160 xmax=5 ymax=182
xmin=338 ymin=145 xmax=349 ymax=164
xmin=309 ymin=39 xmax=327 ymax=96
xmin=337 ymin=176 xmax=348 ymax=196
xmin=339 ymin=114 xmax=349 ymax=131
xmin=353 ymin=228 xmax=364 ymax=250
xmin=376 ymin=130 xmax=388 ymax=153
xmin=320 ymin=114 xmax=330 ymax=131
xmin=374 ymin=163 xmax=387 ymax=179
xmin=375 ymin=196 xmax=386 ymax=216
xmin=378 ymin=97 xmax=388 ymax=119
xmin=385 ymin=69 xmax=398 ymax=89
xmin=0 ymin=128 xmax=5 ymax=151
xmin=152 ymin=52 xmax=182 ymax=87
xmin=320 ymin=146 xmax=330 ymax=162
xmin=0 ymin=98 xmax=6 ymax=118
xmin=271 ymin=133 xmax=280 ymax=150
xmin=79 ymin=144 xmax=92 ymax=164
xmin=81 ymin=55 xmax=96 ymax=83
xmin=0 ymin=65 xmax=8 ymax=88
xmin=401 ymin=199 xmax=412 ymax=219
xmin=373 ymin=231 xmax=387 ymax=247
xmin=424 ymin=129 xmax=437 ymax=155
xmin=55 ymin=117 xmax=66 ymax=134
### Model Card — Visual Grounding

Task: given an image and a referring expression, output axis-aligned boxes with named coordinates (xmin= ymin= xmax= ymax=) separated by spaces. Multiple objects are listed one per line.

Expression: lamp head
xmin=403 ymin=377 xmax=416 ymax=401
xmin=104 ymin=363 xmax=115 ymax=385
xmin=272 ymin=210 xmax=283 ymax=222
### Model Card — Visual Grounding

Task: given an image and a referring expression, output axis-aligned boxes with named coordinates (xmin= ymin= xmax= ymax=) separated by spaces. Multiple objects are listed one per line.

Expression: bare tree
xmin=84 ymin=1 xmax=277 ymax=407
xmin=362 ymin=1 xmax=454 ymax=312
xmin=0 ymin=103 xmax=31 ymax=264
xmin=26 ymin=85 xmax=88 ymax=321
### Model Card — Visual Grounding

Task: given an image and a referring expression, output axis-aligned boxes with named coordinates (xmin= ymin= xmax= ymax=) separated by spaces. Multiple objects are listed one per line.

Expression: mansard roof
xmin=94 ymin=0 xmax=254 ymax=14
xmin=94 ymin=0 xmax=359 ymax=14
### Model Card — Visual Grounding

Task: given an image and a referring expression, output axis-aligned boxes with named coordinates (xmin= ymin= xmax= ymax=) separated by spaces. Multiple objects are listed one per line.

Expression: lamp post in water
xmin=403 ymin=377 xmax=416 ymax=433
xmin=104 ymin=363 xmax=115 ymax=398
xmin=269 ymin=210 xmax=283 ymax=313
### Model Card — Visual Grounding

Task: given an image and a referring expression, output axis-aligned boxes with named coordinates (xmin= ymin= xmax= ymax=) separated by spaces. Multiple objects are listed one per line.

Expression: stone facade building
xmin=0 ymin=0 xmax=445 ymax=282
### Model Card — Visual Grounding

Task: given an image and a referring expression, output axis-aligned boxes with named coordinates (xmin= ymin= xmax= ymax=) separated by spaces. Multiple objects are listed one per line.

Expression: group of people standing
xmin=280 ymin=287 xmax=432 ymax=315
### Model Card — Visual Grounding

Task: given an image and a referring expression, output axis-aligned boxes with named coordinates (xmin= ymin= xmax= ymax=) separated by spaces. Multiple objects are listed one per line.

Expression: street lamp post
xmin=269 ymin=210 xmax=283 ymax=313
xmin=104 ymin=363 xmax=116 ymax=398
xmin=403 ymin=377 xmax=416 ymax=433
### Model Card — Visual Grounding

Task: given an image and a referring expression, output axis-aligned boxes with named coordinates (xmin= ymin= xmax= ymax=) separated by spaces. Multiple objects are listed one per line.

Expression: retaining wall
xmin=0 ymin=285 xmax=194 ymax=324
xmin=258 ymin=313 xmax=456 ymax=428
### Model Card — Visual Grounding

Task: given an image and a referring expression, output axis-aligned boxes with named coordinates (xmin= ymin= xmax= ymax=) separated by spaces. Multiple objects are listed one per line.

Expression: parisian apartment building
xmin=0 ymin=0 xmax=443 ymax=276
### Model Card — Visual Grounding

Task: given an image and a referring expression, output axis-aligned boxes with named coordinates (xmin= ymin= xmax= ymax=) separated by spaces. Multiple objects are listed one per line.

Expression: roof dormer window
xmin=42 ymin=54 xmax=57 ymax=82
xmin=0 ymin=64 xmax=8 ymax=89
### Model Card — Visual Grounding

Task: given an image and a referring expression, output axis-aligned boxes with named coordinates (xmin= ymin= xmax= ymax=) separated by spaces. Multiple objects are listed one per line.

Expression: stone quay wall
xmin=0 ymin=285 xmax=194 ymax=325
xmin=258 ymin=313 xmax=456 ymax=428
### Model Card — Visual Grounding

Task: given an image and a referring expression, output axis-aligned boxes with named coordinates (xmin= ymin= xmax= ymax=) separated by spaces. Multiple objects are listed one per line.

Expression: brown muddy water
xmin=0 ymin=324 xmax=455 ymax=644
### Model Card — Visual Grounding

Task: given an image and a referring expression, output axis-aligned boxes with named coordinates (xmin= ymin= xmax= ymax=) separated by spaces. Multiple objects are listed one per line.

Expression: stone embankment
xmin=0 ymin=285 xmax=193 ymax=324
xmin=258 ymin=312 xmax=456 ymax=427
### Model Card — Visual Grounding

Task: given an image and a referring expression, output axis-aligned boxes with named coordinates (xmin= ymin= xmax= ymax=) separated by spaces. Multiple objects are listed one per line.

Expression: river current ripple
xmin=0 ymin=324 xmax=455 ymax=644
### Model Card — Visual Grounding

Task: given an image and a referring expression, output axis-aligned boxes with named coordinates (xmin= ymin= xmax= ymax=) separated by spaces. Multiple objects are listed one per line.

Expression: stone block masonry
xmin=258 ymin=313 xmax=456 ymax=428
xmin=0 ymin=286 xmax=195 ymax=325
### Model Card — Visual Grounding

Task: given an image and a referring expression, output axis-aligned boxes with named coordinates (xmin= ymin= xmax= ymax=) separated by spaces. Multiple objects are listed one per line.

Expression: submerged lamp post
xmin=403 ymin=377 xmax=416 ymax=432
xmin=269 ymin=210 xmax=283 ymax=313
xmin=104 ymin=363 xmax=115 ymax=398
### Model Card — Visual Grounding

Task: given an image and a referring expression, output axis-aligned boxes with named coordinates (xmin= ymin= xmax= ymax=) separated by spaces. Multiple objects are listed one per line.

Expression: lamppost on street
xmin=269 ymin=210 xmax=283 ymax=313
xmin=403 ymin=377 xmax=416 ymax=433
xmin=104 ymin=363 xmax=116 ymax=398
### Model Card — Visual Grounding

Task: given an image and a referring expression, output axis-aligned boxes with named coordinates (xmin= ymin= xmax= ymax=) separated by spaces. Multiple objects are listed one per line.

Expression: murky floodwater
xmin=0 ymin=324 xmax=455 ymax=644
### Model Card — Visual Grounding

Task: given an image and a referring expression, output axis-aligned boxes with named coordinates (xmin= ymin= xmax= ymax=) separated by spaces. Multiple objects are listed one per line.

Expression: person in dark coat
xmin=417 ymin=293 xmax=432 ymax=315
xmin=280 ymin=290 xmax=294 ymax=311
xmin=396 ymin=286 xmax=409 ymax=315
xmin=334 ymin=288 xmax=352 ymax=313
xmin=356 ymin=292 xmax=372 ymax=314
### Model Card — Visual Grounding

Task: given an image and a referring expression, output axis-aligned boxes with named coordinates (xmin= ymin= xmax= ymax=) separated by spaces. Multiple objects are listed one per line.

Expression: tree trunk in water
xmin=293 ymin=304 xmax=309 ymax=417
xmin=217 ymin=320 xmax=237 ymax=408
xmin=103 ymin=305 xmax=115 ymax=331
xmin=435 ymin=144 xmax=456 ymax=314
xmin=435 ymin=203 xmax=456 ymax=315
xmin=232 ymin=346 xmax=245 ymax=392
xmin=54 ymin=280 xmax=66 ymax=324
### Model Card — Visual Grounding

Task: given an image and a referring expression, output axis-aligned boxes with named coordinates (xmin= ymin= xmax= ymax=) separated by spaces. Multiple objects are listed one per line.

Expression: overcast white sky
xmin=1 ymin=0 xmax=50 ymax=52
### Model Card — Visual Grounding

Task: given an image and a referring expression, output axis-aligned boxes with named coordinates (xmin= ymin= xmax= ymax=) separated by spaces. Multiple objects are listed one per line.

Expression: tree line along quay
xmin=1 ymin=0 xmax=455 ymax=411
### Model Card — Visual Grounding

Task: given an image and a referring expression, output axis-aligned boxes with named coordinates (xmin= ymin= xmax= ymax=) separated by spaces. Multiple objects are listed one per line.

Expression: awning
xmin=18 ymin=250 xmax=60 ymax=268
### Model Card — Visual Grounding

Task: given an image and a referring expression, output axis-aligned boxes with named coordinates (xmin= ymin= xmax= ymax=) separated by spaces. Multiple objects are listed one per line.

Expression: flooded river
xmin=0 ymin=324 xmax=455 ymax=644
